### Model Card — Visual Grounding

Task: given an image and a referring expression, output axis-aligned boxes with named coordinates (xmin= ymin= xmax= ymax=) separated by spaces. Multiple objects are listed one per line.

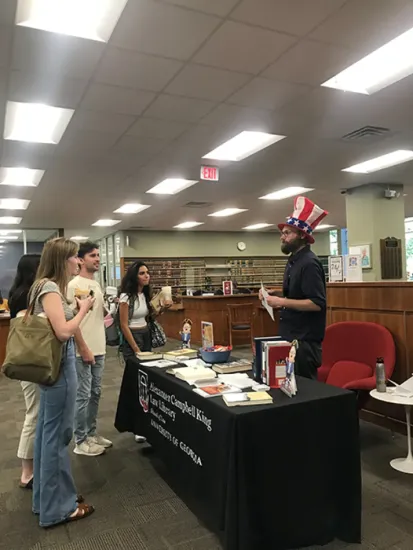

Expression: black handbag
xmin=149 ymin=319 xmax=167 ymax=348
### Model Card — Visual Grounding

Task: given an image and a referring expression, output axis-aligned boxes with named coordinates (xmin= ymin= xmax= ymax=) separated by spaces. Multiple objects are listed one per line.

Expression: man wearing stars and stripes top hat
xmin=259 ymin=196 xmax=328 ymax=379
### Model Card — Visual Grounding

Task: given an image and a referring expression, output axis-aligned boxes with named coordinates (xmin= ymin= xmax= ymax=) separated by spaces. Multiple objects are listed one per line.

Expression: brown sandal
xmin=65 ymin=503 xmax=95 ymax=523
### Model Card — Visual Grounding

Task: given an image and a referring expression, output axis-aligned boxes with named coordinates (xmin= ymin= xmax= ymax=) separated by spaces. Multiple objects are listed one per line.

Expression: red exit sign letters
xmin=200 ymin=166 xmax=219 ymax=181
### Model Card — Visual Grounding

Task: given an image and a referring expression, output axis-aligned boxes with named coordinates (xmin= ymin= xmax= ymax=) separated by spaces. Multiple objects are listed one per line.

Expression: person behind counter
xmin=8 ymin=253 xmax=41 ymax=489
xmin=260 ymin=196 xmax=328 ymax=380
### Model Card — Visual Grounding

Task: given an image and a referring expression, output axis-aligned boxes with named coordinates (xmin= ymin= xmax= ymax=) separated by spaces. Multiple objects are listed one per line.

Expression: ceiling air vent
xmin=341 ymin=126 xmax=391 ymax=141
xmin=130 ymin=226 xmax=151 ymax=230
xmin=183 ymin=201 xmax=212 ymax=208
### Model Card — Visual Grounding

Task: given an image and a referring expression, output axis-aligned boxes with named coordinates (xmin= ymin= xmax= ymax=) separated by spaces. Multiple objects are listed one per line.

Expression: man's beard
xmin=281 ymin=236 xmax=305 ymax=255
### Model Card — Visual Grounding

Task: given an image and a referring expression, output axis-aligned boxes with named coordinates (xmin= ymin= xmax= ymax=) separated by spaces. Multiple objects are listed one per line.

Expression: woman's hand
xmin=76 ymin=296 xmax=95 ymax=315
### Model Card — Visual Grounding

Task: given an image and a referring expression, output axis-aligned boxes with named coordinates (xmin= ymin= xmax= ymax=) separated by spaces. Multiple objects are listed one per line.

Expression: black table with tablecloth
xmin=115 ymin=358 xmax=361 ymax=550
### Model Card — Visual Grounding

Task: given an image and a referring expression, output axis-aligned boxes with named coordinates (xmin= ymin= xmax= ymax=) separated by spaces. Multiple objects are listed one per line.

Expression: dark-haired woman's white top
xmin=119 ymin=293 xmax=148 ymax=328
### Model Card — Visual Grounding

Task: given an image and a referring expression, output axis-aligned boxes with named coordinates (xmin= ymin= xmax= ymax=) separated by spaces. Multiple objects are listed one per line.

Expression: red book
xmin=267 ymin=345 xmax=290 ymax=388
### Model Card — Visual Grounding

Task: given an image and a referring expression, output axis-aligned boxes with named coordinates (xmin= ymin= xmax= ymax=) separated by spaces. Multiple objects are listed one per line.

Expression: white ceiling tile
xmin=0 ymin=26 xmax=12 ymax=68
xmin=194 ymin=21 xmax=296 ymax=74
xmin=202 ymin=103 xmax=276 ymax=130
xmin=231 ymin=0 xmax=347 ymax=36
xmin=12 ymin=27 xmax=104 ymax=78
xmin=69 ymin=109 xmax=136 ymax=135
xmin=57 ymin=129 xmax=120 ymax=155
xmin=227 ymin=77 xmax=310 ymax=110
xmin=81 ymin=83 xmax=156 ymax=116
xmin=95 ymin=47 xmax=183 ymax=92
xmin=310 ymin=0 xmax=413 ymax=51
xmin=114 ymin=135 xmax=168 ymax=156
xmin=165 ymin=64 xmax=250 ymax=101
xmin=0 ymin=0 xmax=17 ymax=26
xmin=111 ymin=0 xmax=221 ymax=60
xmin=162 ymin=0 xmax=238 ymax=16
xmin=262 ymin=39 xmax=354 ymax=86
xmin=144 ymin=94 xmax=216 ymax=123
xmin=9 ymin=71 xmax=88 ymax=108
xmin=0 ymin=141 xmax=55 ymax=167
xmin=127 ymin=117 xmax=193 ymax=140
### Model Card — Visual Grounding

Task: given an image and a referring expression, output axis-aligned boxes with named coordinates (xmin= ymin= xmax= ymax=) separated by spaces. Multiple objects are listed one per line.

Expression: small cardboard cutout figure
xmin=280 ymin=340 xmax=298 ymax=397
xmin=180 ymin=318 xmax=192 ymax=349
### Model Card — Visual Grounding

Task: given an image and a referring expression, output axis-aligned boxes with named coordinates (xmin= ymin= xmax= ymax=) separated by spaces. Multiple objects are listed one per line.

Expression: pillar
xmin=345 ymin=184 xmax=405 ymax=281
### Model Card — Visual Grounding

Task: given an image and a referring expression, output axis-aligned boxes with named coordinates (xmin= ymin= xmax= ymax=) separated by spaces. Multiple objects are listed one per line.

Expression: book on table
xmin=212 ymin=359 xmax=251 ymax=374
xmin=163 ymin=349 xmax=198 ymax=361
xmin=136 ymin=351 xmax=163 ymax=361
xmin=193 ymin=384 xmax=239 ymax=398
xmin=168 ymin=366 xmax=216 ymax=384
xmin=223 ymin=391 xmax=273 ymax=407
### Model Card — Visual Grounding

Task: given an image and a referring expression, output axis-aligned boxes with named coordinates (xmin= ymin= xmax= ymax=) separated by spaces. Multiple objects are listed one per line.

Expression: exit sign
xmin=200 ymin=165 xmax=219 ymax=181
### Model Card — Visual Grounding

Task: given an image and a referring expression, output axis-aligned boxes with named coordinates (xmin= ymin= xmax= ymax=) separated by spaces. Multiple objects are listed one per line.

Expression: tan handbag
xmin=2 ymin=282 xmax=63 ymax=385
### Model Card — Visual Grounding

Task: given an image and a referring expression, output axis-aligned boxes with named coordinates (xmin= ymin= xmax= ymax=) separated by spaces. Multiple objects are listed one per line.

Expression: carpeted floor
xmin=1 ymin=342 xmax=413 ymax=550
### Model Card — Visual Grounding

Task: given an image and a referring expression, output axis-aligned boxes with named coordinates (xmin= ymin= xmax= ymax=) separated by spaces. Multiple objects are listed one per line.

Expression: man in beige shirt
xmin=67 ymin=242 xmax=112 ymax=457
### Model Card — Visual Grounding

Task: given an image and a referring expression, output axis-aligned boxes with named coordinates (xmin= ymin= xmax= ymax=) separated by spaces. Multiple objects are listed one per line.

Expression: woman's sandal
xmin=65 ymin=503 xmax=95 ymax=523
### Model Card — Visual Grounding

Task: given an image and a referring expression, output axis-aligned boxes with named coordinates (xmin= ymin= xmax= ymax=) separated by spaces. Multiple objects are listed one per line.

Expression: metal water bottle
xmin=376 ymin=357 xmax=386 ymax=393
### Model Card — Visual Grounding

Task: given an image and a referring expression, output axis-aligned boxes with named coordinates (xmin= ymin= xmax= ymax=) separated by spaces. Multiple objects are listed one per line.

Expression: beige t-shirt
xmin=67 ymin=275 xmax=106 ymax=357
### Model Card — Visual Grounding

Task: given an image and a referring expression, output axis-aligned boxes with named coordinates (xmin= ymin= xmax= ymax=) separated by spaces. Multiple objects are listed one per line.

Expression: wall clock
xmin=237 ymin=241 xmax=246 ymax=251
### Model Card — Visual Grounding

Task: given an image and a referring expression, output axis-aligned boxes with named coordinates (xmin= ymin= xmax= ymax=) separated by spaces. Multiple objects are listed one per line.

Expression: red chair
xmin=319 ymin=321 xmax=396 ymax=390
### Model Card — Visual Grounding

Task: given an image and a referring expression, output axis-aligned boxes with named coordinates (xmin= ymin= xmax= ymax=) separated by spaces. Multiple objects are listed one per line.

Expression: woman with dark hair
xmin=8 ymin=253 xmax=41 ymax=488
xmin=119 ymin=261 xmax=153 ymax=360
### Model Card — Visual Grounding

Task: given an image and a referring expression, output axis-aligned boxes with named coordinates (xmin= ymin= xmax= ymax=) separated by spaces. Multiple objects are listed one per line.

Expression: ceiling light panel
xmin=0 ymin=167 xmax=45 ymax=187
xmin=16 ymin=0 xmax=128 ymax=42
xmin=0 ymin=199 xmax=30 ymax=210
xmin=203 ymin=131 xmax=286 ymax=162
xmin=209 ymin=208 xmax=247 ymax=217
xmin=71 ymin=236 xmax=89 ymax=241
xmin=342 ymin=150 xmax=413 ymax=173
xmin=0 ymin=230 xmax=22 ymax=234
xmin=4 ymin=102 xmax=74 ymax=144
xmin=260 ymin=186 xmax=314 ymax=200
xmin=0 ymin=235 xmax=19 ymax=240
xmin=174 ymin=222 xmax=204 ymax=229
xmin=322 ymin=27 xmax=413 ymax=94
xmin=315 ymin=224 xmax=334 ymax=231
xmin=92 ymin=219 xmax=121 ymax=227
xmin=0 ymin=217 xmax=22 ymax=224
xmin=243 ymin=223 xmax=274 ymax=230
xmin=147 ymin=179 xmax=198 ymax=195
xmin=114 ymin=203 xmax=151 ymax=214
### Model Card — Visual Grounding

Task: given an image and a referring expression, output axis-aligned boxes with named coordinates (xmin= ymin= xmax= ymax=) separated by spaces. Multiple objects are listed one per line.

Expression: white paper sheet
xmin=261 ymin=282 xmax=275 ymax=321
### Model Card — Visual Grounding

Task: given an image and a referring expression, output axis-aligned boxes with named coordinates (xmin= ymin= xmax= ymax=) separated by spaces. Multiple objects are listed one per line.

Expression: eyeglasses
xmin=280 ymin=229 xmax=295 ymax=237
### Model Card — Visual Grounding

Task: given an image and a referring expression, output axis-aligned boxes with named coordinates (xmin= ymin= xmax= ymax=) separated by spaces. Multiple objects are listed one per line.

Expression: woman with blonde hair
xmin=30 ymin=238 xmax=95 ymax=527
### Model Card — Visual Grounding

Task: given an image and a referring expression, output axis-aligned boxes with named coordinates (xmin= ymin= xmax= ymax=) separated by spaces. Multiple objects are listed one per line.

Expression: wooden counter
xmin=0 ymin=314 xmax=10 ymax=366
xmin=161 ymin=294 xmax=278 ymax=345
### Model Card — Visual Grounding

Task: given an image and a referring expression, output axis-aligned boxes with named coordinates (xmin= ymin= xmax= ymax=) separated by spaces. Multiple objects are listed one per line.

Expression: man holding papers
xmin=260 ymin=196 xmax=328 ymax=379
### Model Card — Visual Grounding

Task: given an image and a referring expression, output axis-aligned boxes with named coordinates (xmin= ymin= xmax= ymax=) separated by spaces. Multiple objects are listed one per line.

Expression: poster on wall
xmin=328 ymin=255 xmax=344 ymax=282
xmin=349 ymin=244 xmax=371 ymax=269
xmin=201 ymin=321 xmax=214 ymax=349
xmin=345 ymin=255 xmax=363 ymax=282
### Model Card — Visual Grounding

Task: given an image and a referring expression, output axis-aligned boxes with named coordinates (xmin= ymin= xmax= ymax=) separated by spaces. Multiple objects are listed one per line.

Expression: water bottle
xmin=376 ymin=357 xmax=386 ymax=392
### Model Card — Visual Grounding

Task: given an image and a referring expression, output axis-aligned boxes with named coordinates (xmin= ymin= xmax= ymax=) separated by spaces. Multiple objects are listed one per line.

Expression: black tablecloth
xmin=115 ymin=359 xmax=361 ymax=550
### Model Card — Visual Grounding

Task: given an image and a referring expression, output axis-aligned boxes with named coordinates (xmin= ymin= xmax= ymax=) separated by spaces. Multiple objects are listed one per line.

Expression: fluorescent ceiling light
xmin=243 ymin=223 xmax=274 ymax=230
xmin=0 ymin=198 xmax=30 ymax=210
xmin=174 ymin=222 xmax=204 ymax=229
xmin=16 ymin=0 xmax=128 ymax=42
xmin=146 ymin=179 xmax=198 ymax=195
xmin=0 ymin=229 xmax=22 ymax=234
xmin=114 ymin=203 xmax=151 ymax=214
xmin=342 ymin=150 xmax=413 ymax=173
xmin=71 ymin=235 xmax=89 ymax=241
xmin=315 ymin=224 xmax=334 ymax=231
xmin=0 ymin=167 xmax=45 ymax=187
xmin=209 ymin=208 xmax=247 ymax=218
xmin=0 ymin=217 xmax=22 ymax=224
xmin=92 ymin=219 xmax=121 ymax=227
xmin=4 ymin=101 xmax=74 ymax=144
xmin=0 ymin=235 xmax=19 ymax=240
xmin=203 ymin=131 xmax=286 ymax=162
xmin=322 ymin=27 xmax=413 ymax=94
xmin=260 ymin=186 xmax=314 ymax=200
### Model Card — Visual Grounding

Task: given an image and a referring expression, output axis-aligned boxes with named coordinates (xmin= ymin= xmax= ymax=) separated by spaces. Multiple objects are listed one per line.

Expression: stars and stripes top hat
xmin=278 ymin=196 xmax=328 ymax=244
